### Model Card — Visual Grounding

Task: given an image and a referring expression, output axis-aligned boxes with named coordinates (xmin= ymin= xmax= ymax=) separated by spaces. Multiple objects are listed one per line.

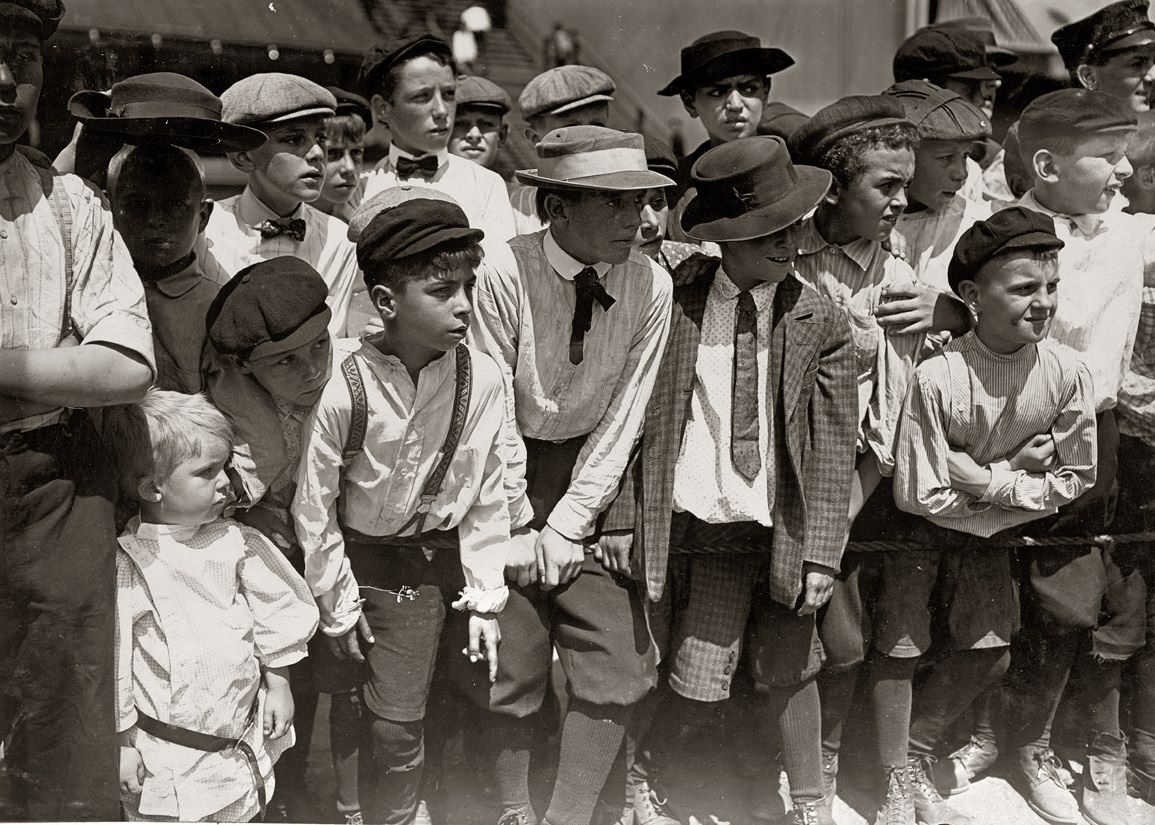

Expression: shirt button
xmin=9 ymin=296 xmax=16 ymax=305
xmin=723 ymin=666 xmax=732 ymax=675
xmin=0 ymin=230 xmax=8 ymax=238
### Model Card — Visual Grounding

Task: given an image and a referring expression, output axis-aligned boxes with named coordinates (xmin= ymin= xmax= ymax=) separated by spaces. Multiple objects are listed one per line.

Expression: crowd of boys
xmin=6 ymin=1 xmax=1155 ymax=824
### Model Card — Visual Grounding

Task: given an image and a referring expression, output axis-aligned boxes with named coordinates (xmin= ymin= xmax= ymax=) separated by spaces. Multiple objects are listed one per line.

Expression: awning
xmin=59 ymin=0 xmax=380 ymax=55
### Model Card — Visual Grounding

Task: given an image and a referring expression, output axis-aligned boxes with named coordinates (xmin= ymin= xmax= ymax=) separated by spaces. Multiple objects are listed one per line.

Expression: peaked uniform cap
xmin=1051 ymin=0 xmax=1155 ymax=68
xmin=515 ymin=125 xmax=674 ymax=191
xmin=883 ymin=79 xmax=991 ymax=141
xmin=893 ymin=27 xmax=1001 ymax=82
xmin=658 ymin=30 xmax=794 ymax=96
xmin=221 ymin=73 xmax=336 ymax=126
xmin=518 ymin=65 xmax=615 ymax=119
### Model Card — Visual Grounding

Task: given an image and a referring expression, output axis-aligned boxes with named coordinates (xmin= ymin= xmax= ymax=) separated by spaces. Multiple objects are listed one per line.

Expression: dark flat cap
xmin=947 ymin=206 xmax=1064 ymax=294
xmin=788 ymin=94 xmax=911 ymax=166
xmin=894 ymin=27 xmax=1001 ymax=82
xmin=207 ymin=257 xmax=330 ymax=358
xmin=883 ymin=79 xmax=991 ymax=141
xmin=1051 ymin=0 xmax=1155 ymax=69
xmin=930 ymin=17 xmax=1018 ymax=66
xmin=0 ymin=0 xmax=63 ymax=40
xmin=221 ymin=73 xmax=336 ymax=126
xmin=658 ymin=30 xmax=794 ymax=96
xmin=758 ymin=100 xmax=810 ymax=140
xmin=1019 ymin=88 xmax=1138 ymax=143
xmin=518 ymin=65 xmax=615 ymax=120
xmin=644 ymin=134 xmax=678 ymax=179
xmin=456 ymin=75 xmax=512 ymax=114
xmin=357 ymin=198 xmax=484 ymax=278
xmin=359 ymin=33 xmax=452 ymax=97
xmin=326 ymin=86 xmax=372 ymax=129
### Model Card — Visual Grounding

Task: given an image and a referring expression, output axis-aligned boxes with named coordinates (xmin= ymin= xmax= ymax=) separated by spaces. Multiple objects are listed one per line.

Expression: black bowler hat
xmin=681 ymin=136 xmax=831 ymax=243
xmin=894 ymin=27 xmax=1001 ymax=82
xmin=327 ymin=86 xmax=373 ymax=129
xmin=0 ymin=0 xmax=62 ymax=40
xmin=658 ymin=31 xmax=794 ymax=97
xmin=1051 ymin=0 xmax=1155 ymax=69
xmin=1018 ymin=88 xmax=1138 ymax=143
xmin=69 ymin=73 xmax=267 ymax=154
xmin=359 ymin=33 xmax=452 ymax=97
xmin=788 ymin=94 xmax=911 ymax=166
xmin=947 ymin=207 xmax=1064 ymax=295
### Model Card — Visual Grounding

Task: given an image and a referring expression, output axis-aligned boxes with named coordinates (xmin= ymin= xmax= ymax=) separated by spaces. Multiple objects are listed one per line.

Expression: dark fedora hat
xmin=658 ymin=31 xmax=794 ymax=97
xmin=681 ymin=135 xmax=831 ymax=242
xmin=69 ymin=73 xmax=266 ymax=154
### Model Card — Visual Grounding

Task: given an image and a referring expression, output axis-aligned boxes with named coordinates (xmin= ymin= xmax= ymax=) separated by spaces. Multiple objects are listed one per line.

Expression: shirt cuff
xmin=118 ymin=707 xmax=138 ymax=735
xmin=508 ymin=494 xmax=535 ymax=532
xmin=260 ymin=643 xmax=309 ymax=670
xmin=451 ymin=585 xmax=509 ymax=614
xmin=83 ymin=316 xmax=158 ymax=381
xmin=979 ymin=464 xmax=1018 ymax=506
xmin=545 ymin=496 xmax=594 ymax=541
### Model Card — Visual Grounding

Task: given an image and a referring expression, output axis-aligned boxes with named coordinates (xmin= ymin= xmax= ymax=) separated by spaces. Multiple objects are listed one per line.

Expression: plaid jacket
xmin=608 ymin=261 xmax=857 ymax=606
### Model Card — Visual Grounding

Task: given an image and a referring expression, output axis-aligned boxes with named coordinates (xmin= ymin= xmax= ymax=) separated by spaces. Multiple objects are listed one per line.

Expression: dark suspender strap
xmin=45 ymin=180 xmax=74 ymax=343
xmin=135 ymin=704 xmax=266 ymax=819
xmin=340 ymin=353 xmax=368 ymax=461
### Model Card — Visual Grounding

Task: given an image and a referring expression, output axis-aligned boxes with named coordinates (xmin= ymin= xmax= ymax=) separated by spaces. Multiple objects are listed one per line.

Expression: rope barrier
xmin=666 ymin=530 xmax=1155 ymax=555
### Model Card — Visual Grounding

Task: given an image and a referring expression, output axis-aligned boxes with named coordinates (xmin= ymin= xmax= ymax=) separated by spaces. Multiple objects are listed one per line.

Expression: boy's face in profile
xmin=1085 ymin=47 xmax=1155 ymax=112
xmin=684 ymin=72 xmax=767 ymax=144
xmin=959 ymin=252 xmax=1059 ymax=352
xmin=377 ymin=56 xmax=456 ymax=156
xmin=719 ymin=222 xmax=798 ymax=285
xmin=372 ymin=265 xmax=475 ymax=356
xmin=112 ymin=165 xmax=210 ymax=271
xmin=450 ymin=106 xmax=506 ymax=168
xmin=1046 ymin=132 xmax=1133 ymax=215
xmin=632 ymin=188 xmax=669 ymax=257
xmin=147 ymin=438 xmax=232 ymax=527
xmin=831 ymin=145 xmax=915 ymax=242
xmin=908 ymin=138 xmax=973 ymax=211
xmin=239 ymin=328 xmax=333 ymax=407
xmin=554 ymin=190 xmax=645 ymax=265
xmin=234 ymin=115 xmax=328 ymax=208
xmin=0 ymin=23 xmax=42 ymax=149
xmin=320 ymin=137 xmax=364 ymax=206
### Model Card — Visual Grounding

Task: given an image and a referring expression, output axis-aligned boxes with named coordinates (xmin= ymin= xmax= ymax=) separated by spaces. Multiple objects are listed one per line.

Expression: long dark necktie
xmin=396 ymin=154 xmax=440 ymax=180
xmin=570 ymin=267 xmax=615 ymax=365
xmin=257 ymin=217 xmax=307 ymax=241
xmin=731 ymin=290 xmax=761 ymax=480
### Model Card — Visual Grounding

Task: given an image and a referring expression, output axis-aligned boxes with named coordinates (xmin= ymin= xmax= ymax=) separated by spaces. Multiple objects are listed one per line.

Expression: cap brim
xmin=514 ymin=168 xmax=676 ymax=190
xmin=681 ymin=166 xmax=832 ymax=243
xmin=949 ymin=65 xmax=1002 ymax=81
xmin=998 ymin=231 xmax=1064 ymax=256
xmin=396 ymin=225 xmax=486 ymax=259
xmin=1099 ymin=29 xmax=1155 ymax=56
xmin=263 ymin=106 xmax=337 ymax=124
xmin=71 ymin=109 xmax=268 ymax=153
xmin=547 ymin=94 xmax=615 ymax=116
xmin=657 ymin=47 xmax=795 ymax=96
xmin=987 ymin=47 xmax=1018 ymax=67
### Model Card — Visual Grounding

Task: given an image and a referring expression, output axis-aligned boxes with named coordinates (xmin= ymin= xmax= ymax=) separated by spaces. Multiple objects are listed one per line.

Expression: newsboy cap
xmin=356 ymin=197 xmax=484 ymax=278
xmin=894 ymin=27 xmax=1001 ymax=82
xmin=456 ymin=74 xmax=512 ymax=114
xmin=1018 ymin=88 xmax=1138 ymax=143
xmin=882 ymin=79 xmax=991 ymax=141
xmin=930 ymin=17 xmax=1018 ymax=66
xmin=658 ymin=30 xmax=794 ymax=97
xmin=946 ymin=206 xmax=1063 ymax=295
xmin=359 ymin=33 xmax=452 ymax=97
xmin=221 ymin=73 xmax=336 ymax=127
xmin=788 ymin=95 xmax=911 ymax=166
xmin=1051 ymin=0 xmax=1155 ymax=69
xmin=518 ymin=65 xmax=615 ymax=120
xmin=206 ymin=257 xmax=331 ymax=359
xmin=0 ymin=0 xmax=62 ymax=40
xmin=326 ymin=86 xmax=372 ymax=129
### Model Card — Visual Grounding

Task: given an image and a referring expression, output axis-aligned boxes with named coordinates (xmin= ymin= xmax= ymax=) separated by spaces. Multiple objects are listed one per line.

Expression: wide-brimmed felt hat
xmin=894 ymin=28 xmax=1001 ymax=82
xmin=681 ymin=135 xmax=831 ymax=243
xmin=515 ymin=126 xmax=675 ymax=191
xmin=68 ymin=73 xmax=266 ymax=154
xmin=658 ymin=30 xmax=794 ymax=97
xmin=1051 ymin=0 xmax=1155 ymax=69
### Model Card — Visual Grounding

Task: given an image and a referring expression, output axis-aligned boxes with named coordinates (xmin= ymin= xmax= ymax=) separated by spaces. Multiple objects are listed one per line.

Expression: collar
xmin=795 ymin=217 xmax=876 ymax=271
xmin=150 ymin=256 xmax=205 ymax=298
xmin=358 ymin=334 xmax=456 ymax=380
xmin=131 ymin=516 xmax=205 ymax=543
xmin=237 ymin=186 xmax=306 ymax=228
xmin=714 ymin=265 xmax=778 ymax=311
xmin=543 ymin=229 xmax=613 ymax=281
xmin=387 ymin=143 xmax=450 ymax=171
xmin=1020 ymin=189 xmax=1103 ymax=236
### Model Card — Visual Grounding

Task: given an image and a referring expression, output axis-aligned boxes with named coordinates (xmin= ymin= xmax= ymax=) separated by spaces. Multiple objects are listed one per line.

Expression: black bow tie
xmin=257 ymin=217 xmax=307 ymax=242
xmin=396 ymin=154 xmax=440 ymax=180
xmin=570 ymin=267 xmax=616 ymax=365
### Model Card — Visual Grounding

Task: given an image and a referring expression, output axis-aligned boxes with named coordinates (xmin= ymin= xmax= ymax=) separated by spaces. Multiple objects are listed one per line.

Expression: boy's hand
xmin=118 ymin=732 xmax=146 ymax=797
xmin=593 ymin=530 xmax=633 ymax=576
xmin=946 ymin=449 xmax=993 ymax=498
xmin=1008 ymin=434 xmax=1056 ymax=473
xmin=465 ymin=611 xmax=501 ymax=683
xmin=876 ymin=284 xmax=968 ymax=336
xmin=235 ymin=507 xmax=296 ymax=555
xmin=537 ymin=526 xmax=585 ymax=590
xmin=504 ymin=526 xmax=540 ymax=587
xmin=262 ymin=667 xmax=294 ymax=739
xmin=327 ymin=614 xmax=375 ymax=663
xmin=798 ymin=563 xmax=837 ymax=616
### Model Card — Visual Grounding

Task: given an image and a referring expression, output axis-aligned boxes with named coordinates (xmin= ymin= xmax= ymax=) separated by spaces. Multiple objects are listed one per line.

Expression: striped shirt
xmin=471 ymin=229 xmax=673 ymax=539
xmin=509 ymin=183 xmax=546 ymax=235
xmin=893 ymin=332 xmax=1097 ymax=537
xmin=0 ymin=147 xmax=155 ymax=432
xmin=144 ymin=258 xmax=218 ymax=394
xmin=892 ymin=195 xmax=991 ymax=293
xmin=292 ymin=340 xmax=511 ymax=636
xmin=1011 ymin=190 xmax=1150 ymax=412
xmin=115 ymin=517 xmax=317 ymax=820
xmin=196 ymin=186 xmax=360 ymax=337
xmin=793 ymin=217 xmax=924 ymax=475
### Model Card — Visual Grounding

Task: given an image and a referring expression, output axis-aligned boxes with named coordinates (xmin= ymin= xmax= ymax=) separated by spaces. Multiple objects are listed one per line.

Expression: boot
xmin=905 ymin=756 xmax=972 ymax=824
xmin=932 ymin=735 xmax=999 ymax=796
xmin=630 ymin=778 xmax=679 ymax=825
xmin=820 ymin=749 xmax=838 ymax=810
xmin=874 ymin=766 xmax=916 ymax=825
xmin=1082 ymin=731 xmax=1143 ymax=825
xmin=787 ymin=799 xmax=834 ymax=825
xmin=1015 ymin=746 xmax=1078 ymax=824
xmin=496 ymin=808 xmax=534 ymax=825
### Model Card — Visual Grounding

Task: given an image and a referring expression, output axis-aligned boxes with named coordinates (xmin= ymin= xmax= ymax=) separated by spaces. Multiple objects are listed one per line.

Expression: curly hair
xmin=817 ymin=122 xmax=920 ymax=186
xmin=362 ymin=239 xmax=484 ymax=292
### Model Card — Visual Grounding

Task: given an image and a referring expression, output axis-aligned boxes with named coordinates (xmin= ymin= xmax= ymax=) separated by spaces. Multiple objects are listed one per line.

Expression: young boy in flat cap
xmin=464 ymin=125 xmax=673 ymax=825
xmin=0 ymin=1 xmax=157 ymax=816
xmin=450 ymin=74 xmax=511 ymax=171
xmin=883 ymin=80 xmax=993 ymax=292
xmin=316 ymin=87 xmax=371 ymax=222
xmin=631 ymin=135 xmax=702 ymax=274
xmin=293 ymin=191 xmax=511 ymax=825
xmin=508 ymin=64 xmax=616 ymax=234
xmin=1052 ymin=0 xmax=1155 ymax=114
xmin=1002 ymin=87 xmax=1149 ymax=825
xmin=198 ymin=73 xmax=361 ymax=338
xmin=358 ymin=33 xmax=516 ymax=243
xmin=626 ymin=135 xmax=857 ymax=825
xmin=788 ymin=94 xmax=972 ymax=825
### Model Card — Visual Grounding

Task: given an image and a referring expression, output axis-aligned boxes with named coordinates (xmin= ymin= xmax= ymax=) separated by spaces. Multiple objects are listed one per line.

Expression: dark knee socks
xmin=819 ymin=664 xmax=861 ymax=756
xmin=483 ymin=712 xmax=537 ymax=817
xmin=543 ymin=700 xmax=633 ymax=825
xmin=909 ymin=648 xmax=1011 ymax=759
xmin=1006 ymin=628 xmax=1082 ymax=750
xmin=360 ymin=715 xmax=424 ymax=825
xmin=330 ymin=689 xmax=363 ymax=811
xmin=865 ymin=654 xmax=918 ymax=768
xmin=765 ymin=678 xmax=824 ymax=803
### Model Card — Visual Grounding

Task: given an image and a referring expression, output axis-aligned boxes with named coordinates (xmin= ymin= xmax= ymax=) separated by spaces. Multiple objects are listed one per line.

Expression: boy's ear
xmin=956 ymin=280 xmax=980 ymax=319
xmin=370 ymin=283 xmax=398 ymax=319
xmin=1075 ymin=64 xmax=1097 ymax=92
xmin=198 ymin=199 xmax=214 ymax=233
xmin=497 ymin=122 xmax=509 ymax=147
xmin=232 ymin=354 xmax=254 ymax=375
xmin=680 ymin=91 xmax=699 ymax=120
xmin=371 ymin=93 xmax=391 ymax=129
xmin=1032 ymin=148 xmax=1059 ymax=184
xmin=228 ymin=150 xmax=256 ymax=174
xmin=523 ymin=124 xmax=541 ymax=146
xmin=1138 ymin=163 xmax=1155 ymax=191
xmin=137 ymin=475 xmax=162 ymax=503
xmin=824 ymin=178 xmax=843 ymax=207
xmin=542 ymin=191 xmax=568 ymax=225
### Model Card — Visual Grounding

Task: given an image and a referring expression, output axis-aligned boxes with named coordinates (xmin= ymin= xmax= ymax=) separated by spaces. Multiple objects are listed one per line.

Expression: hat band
xmin=112 ymin=99 xmax=223 ymax=120
xmin=538 ymin=146 xmax=648 ymax=181
xmin=698 ymin=162 xmax=800 ymax=214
